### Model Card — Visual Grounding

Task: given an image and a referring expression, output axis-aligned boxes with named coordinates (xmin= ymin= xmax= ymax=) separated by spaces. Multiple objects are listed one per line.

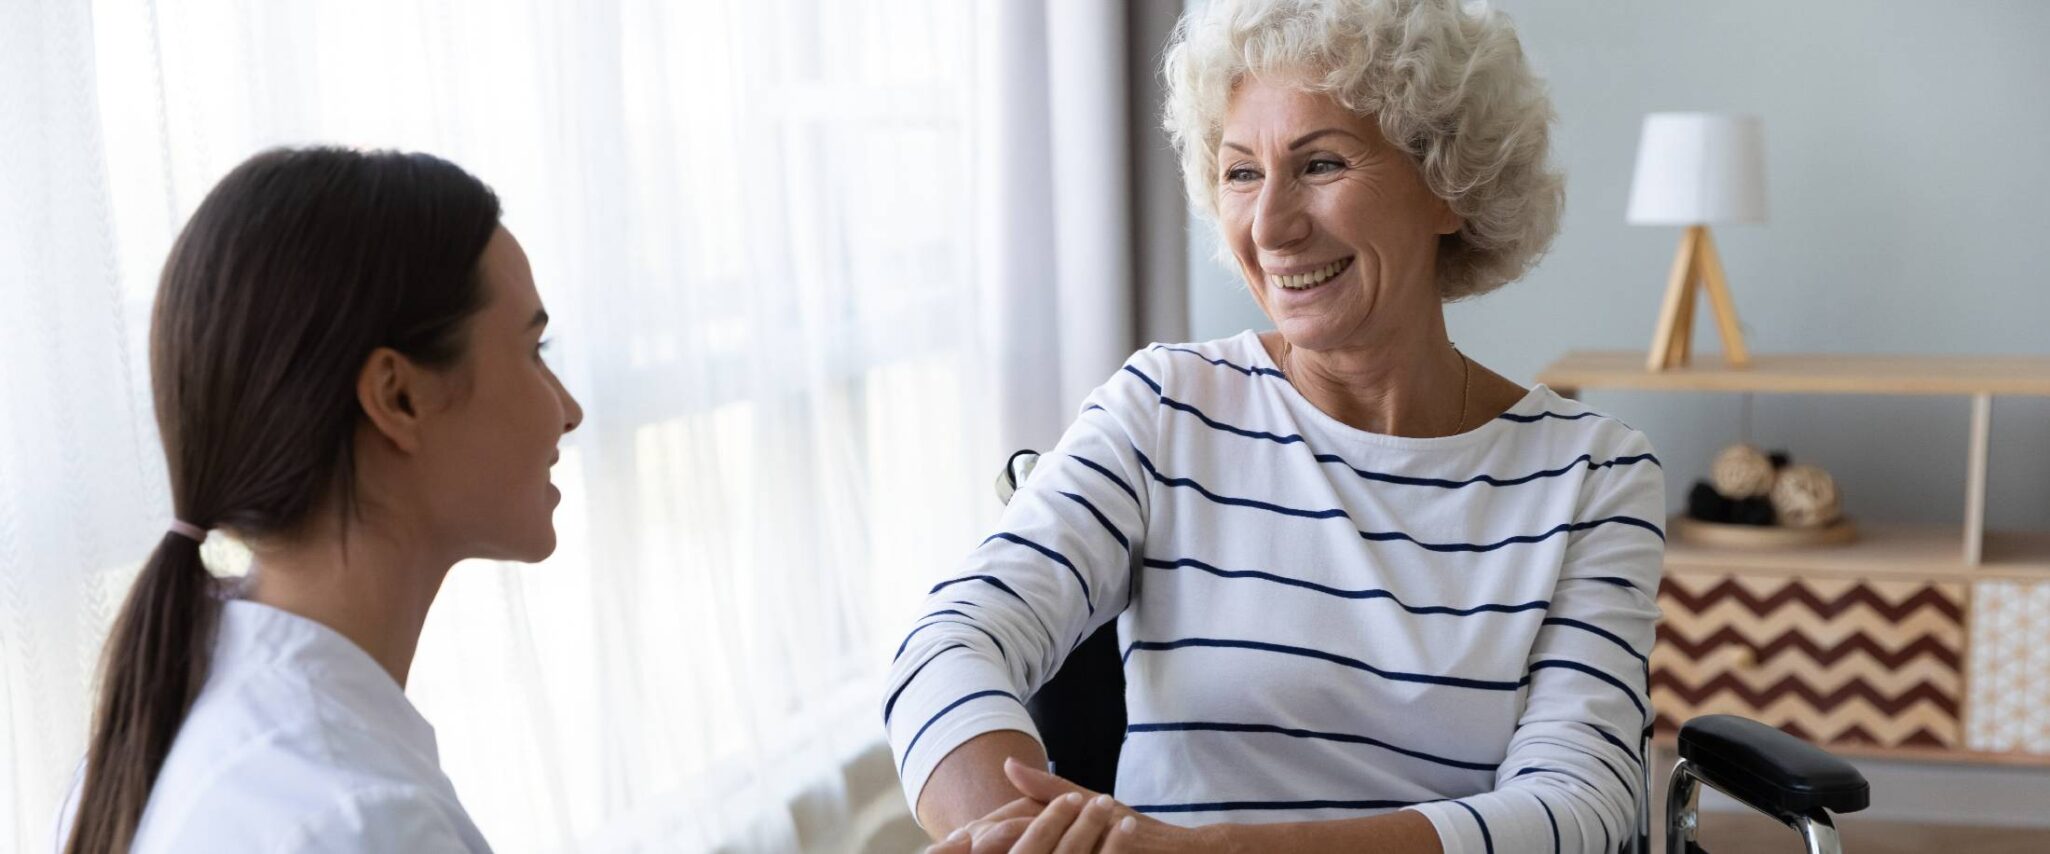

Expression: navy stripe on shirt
xmin=1579 ymin=720 xmax=1645 ymax=770
xmin=1159 ymin=393 xmax=1308 ymax=445
xmin=1570 ymin=575 xmax=1646 ymax=593
xmin=1059 ymin=491 xmax=1130 ymax=551
xmin=1532 ymin=791 xmax=1561 ymax=854
xmin=1123 ymin=364 xmax=1162 ymax=393
xmin=1316 ymin=451 xmax=1663 ymax=489
xmin=884 ymin=643 xmax=967 ymax=725
xmin=927 ymin=574 xmax=1055 ymax=646
xmin=1144 ymin=556 xmax=1548 ymax=616
xmin=899 ymin=689 xmax=1020 ymax=775
xmin=1123 ymin=637 xmax=1528 ymax=692
xmin=1530 ymin=659 xmax=1650 ymax=722
xmin=1148 ymin=344 xmax=1288 ymax=379
xmin=1452 ymin=799 xmax=1496 ymax=854
xmin=1070 ymin=454 xmax=1139 ymax=505
xmin=1127 ymin=721 xmax=1500 ymax=772
xmin=1514 ymin=765 xmax=1601 ymax=792
xmin=1126 ymin=369 xmax=1662 ymax=488
xmin=1498 ymin=410 xmax=1604 ymax=423
xmin=1542 ymin=616 xmax=1650 ymax=668
xmin=983 ymin=532 xmax=1093 ymax=614
xmin=1132 ymin=446 xmax=1666 ymax=548
xmin=894 ymin=618 xmax=1006 ymax=664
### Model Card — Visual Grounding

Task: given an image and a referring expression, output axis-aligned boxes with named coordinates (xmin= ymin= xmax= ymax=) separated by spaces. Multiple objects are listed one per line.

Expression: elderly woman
xmin=888 ymin=1 xmax=1662 ymax=852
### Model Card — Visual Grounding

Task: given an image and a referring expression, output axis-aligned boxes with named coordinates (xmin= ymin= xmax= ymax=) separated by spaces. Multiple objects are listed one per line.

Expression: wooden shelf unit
xmin=1540 ymin=351 xmax=2050 ymax=567
xmin=1539 ymin=351 xmax=2050 ymax=766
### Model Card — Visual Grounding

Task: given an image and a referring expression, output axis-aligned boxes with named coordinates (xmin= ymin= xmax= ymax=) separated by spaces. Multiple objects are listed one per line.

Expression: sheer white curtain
xmin=1 ymin=1 xmax=1137 ymax=851
xmin=0 ymin=0 xmax=172 ymax=847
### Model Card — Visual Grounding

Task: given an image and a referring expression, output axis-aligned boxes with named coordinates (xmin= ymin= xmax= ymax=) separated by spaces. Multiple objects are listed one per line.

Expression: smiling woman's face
xmin=412 ymin=227 xmax=583 ymax=562
xmin=1217 ymin=76 xmax=1461 ymax=351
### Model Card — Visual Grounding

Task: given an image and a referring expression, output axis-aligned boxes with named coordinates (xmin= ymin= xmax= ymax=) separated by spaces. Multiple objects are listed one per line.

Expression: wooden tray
xmin=1672 ymin=515 xmax=1857 ymax=549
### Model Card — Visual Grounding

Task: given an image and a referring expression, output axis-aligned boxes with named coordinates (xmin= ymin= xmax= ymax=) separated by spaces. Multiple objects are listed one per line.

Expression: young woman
xmin=58 ymin=147 xmax=582 ymax=853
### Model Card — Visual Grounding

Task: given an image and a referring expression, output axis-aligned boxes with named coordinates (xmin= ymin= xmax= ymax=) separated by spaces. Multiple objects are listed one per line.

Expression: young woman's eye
xmin=1306 ymin=158 xmax=1344 ymax=176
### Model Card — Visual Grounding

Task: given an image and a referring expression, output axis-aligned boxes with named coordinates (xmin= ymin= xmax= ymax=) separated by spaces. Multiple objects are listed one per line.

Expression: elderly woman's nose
xmin=1251 ymin=179 xmax=1311 ymax=249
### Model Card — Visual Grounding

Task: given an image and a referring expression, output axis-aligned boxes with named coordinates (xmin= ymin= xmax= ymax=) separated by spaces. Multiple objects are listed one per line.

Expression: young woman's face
xmin=414 ymin=227 xmax=582 ymax=562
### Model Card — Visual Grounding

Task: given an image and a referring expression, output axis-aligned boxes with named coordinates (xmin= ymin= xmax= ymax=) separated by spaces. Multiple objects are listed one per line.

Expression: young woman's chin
xmin=473 ymin=510 xmax=560 ymax=563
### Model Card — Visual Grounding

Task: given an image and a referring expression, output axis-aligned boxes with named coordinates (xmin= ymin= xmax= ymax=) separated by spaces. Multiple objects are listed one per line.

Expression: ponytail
xmin=62 ymin=532 xmax=220 ymax=854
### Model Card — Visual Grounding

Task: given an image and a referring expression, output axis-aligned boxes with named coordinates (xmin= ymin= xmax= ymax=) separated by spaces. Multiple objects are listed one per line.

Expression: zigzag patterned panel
xmin=1967 ymin=580 xmax=2050 ymax=754
xmin=1653 ymin=573 xmax=1967 ymax=750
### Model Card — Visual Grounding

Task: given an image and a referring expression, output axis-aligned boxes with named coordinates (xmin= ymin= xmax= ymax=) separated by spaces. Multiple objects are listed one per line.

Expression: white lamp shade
xmin=1626 ymin=113 xmax=1768 ymax=225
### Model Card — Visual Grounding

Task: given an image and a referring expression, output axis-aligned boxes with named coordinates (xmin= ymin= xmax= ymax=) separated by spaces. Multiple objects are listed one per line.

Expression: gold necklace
xmin=1451 ymin=345 xmax=1471 ymax=435
xmin=1281 ymin=338 xmax=1472 ymax=436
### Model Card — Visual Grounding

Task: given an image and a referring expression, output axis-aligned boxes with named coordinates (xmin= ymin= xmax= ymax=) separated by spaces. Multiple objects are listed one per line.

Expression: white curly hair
xmin=1164 ymin=0 xmax=1564 ymax=301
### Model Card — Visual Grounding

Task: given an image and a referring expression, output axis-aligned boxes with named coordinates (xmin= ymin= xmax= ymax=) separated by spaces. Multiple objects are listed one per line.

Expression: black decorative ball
xmin=1688 ymin=480 xmax=1735 ymax=522
xmin=1731 ymin=496 xmax=1777 ymax=526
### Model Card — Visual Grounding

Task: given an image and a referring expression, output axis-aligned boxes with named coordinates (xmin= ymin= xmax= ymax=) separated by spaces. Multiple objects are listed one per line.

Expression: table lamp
xmin=1627 ymin=112 xmax=1767 ymax=370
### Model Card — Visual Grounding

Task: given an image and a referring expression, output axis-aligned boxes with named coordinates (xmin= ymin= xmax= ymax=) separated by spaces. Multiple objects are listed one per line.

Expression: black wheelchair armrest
xmin=1678 ymin=714 xmax=1870 ymax=821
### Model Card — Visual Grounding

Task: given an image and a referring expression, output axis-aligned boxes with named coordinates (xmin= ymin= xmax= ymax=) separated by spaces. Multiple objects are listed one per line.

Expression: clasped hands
xmin=924 ymin=757 xmax=1228 ymax=854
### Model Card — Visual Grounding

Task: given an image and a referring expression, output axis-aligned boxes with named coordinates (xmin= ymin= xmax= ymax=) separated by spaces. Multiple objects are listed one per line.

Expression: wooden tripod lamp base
xmin=1648 ymin=224 xmax=1750 ymax=371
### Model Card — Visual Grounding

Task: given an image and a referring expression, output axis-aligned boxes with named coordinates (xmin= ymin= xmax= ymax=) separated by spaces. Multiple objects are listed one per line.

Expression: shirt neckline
xmin=1233 ymin=329 xmax=1555 ymax=451
xmin=216 ymin=597 xmax=439 ymax=758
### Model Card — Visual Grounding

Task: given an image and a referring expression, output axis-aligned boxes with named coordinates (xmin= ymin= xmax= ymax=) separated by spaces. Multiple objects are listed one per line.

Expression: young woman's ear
xmin=356 ymin=347 xmax=429 ymax=453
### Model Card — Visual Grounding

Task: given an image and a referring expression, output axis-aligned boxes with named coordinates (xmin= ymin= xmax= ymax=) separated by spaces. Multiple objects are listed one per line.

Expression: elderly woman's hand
xmin=978 ymin=757 xmax=1237 ymax=854
xmin=921 ymin=788 xmax=1125 ymax=854
xmin=921 ymin=795 xmax=1042 ymax=854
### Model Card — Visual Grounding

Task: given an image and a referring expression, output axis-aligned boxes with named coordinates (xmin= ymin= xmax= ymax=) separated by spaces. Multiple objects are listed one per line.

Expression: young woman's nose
xmin=558 ymin=380 xmax=584 ymax=435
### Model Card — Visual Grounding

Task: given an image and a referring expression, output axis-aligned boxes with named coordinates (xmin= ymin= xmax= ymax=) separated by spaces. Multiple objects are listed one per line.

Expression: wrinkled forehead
xmin=1220 ymin=76 xmax=1383 ymax=147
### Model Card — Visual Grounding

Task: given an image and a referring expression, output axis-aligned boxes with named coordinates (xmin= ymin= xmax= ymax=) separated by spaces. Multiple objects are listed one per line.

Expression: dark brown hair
xmin=64 ymin=147 xmax=501 ymax=853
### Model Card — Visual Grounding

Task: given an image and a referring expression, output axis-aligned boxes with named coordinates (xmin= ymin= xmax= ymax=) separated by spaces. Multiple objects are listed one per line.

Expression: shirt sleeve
xmin=881 ymin=348 xmax=1164 ymax=818
xmin=280 ymin=785 xmax=485 ymax=854
xmin=1407 ymin=427 xmax=1666 ymax=854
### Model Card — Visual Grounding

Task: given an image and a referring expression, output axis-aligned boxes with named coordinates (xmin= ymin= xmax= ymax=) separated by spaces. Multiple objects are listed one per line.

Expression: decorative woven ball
xmin=1711 ymin=444 xmax=1776 ymax=499
xmin=1770 ymin=463 xmax=1842 ymax=528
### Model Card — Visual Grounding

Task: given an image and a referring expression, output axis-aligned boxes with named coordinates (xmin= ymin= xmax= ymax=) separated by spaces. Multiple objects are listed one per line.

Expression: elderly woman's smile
xmin=1267 ymin=255 xmax=1353 ymax=290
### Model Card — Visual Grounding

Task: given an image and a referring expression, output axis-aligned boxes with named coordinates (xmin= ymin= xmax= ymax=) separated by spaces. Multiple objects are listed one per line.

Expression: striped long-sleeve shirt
xmin=883 ymin=331 xmax=1665 ymax=854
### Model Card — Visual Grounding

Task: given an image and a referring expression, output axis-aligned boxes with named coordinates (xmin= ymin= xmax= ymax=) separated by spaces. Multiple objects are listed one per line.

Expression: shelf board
xmin=1537 ymin=351 xmax=2050 ymax=397
xmin=1664 ymin=520 xmax=2050 ymax=582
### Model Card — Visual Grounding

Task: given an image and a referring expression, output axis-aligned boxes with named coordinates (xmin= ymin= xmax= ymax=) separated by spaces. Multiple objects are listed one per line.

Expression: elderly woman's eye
xmin=1306 ymin=159 xmax=1344 ymax=175
xmin=1224 ymin=166 xmax=1260 ymax=184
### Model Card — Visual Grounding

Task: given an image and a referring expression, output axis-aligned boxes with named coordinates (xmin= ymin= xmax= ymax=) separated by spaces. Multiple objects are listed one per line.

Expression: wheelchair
xmin=994 ymin=450 xmax=1870 ymax=853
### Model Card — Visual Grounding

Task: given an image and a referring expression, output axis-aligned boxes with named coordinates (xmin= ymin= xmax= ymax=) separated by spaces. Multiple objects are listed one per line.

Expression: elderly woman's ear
xmin=1432 ymin=200 xmax=1463 ymax=236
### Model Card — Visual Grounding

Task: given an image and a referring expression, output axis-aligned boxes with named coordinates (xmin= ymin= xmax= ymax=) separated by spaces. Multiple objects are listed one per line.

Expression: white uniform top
xmin=55 ymin=598 xmax=492 ymax=853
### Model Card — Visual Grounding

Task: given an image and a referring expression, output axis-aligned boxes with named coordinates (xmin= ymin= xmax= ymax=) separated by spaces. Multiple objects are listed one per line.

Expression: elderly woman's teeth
xmin=1276 ymin=258 xmax=1349 ymax=290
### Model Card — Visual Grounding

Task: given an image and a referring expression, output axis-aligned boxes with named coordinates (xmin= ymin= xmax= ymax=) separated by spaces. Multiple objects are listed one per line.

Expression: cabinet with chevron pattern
xmin=1538 ymin=352 xmax=2050 ymax=765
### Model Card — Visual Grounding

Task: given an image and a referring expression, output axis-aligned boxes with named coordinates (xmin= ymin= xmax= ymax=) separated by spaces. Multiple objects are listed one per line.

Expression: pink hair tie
xmin=167 ymin=520 xmax=209 ymax=543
